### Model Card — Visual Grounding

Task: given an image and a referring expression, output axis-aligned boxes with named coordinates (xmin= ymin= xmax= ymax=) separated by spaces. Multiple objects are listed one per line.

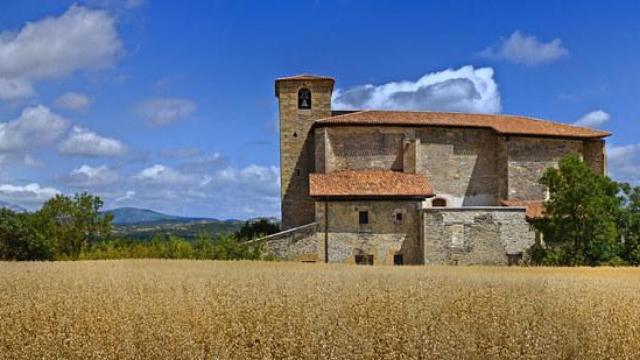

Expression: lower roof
xmin=309 ymin=170 xmax=433 ymax=199
xmin=314 ymin=110 xmax=610 ymax=139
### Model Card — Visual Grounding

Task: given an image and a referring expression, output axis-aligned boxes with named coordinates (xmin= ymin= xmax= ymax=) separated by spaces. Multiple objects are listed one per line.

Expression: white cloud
xmin=478 ymin=31 xmax=568 ymax=66
xmin=573 ymin=110 xmax=610 ymax=128
xmin=607 ymin=143 xmax=640 ymax=184
xmin=332 ymin=66 xmax=501 ymax=113
xmin=179 ymin=152 xmax=224 ymax=173
xmin=54 ymin=92 xmax=91 ymax=110
xmin=136 ymin=98 xmax=196 ymax=126
xmin=114 ymin=190 xmax=135 ymax=203
xmin=0 ymin=5 xmax=121 ymax=101
xmin=0 ymin=5 xmax=121 ymax=80
xmin=66 ymin=165 xmax=118 ymax=187
xmin=58 ymin=126 xmax=126 ymax=157
xmin=0 ymin=183 xmax=60 ymax=209
xmin=133 ymin=164 xmax=196 ymax=185
xmin=0 ymin=105 xmax=68 ymax=152
xmin=107 ymin=163 xmax=281 ymax=218
xmin=0 ymin=78 xmax=34 ymax=100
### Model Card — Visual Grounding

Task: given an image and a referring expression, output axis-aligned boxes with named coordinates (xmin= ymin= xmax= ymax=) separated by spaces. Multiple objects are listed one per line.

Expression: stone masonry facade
xmin=270 ymin=74 xmax=609 ymax=265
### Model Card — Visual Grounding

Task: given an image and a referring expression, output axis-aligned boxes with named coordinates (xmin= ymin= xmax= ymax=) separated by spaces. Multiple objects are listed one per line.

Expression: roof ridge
xmin=313 ymin=110 xmax=610 ymax=138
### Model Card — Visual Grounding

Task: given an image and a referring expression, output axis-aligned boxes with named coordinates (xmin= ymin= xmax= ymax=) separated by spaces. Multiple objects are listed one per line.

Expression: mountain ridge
xmin=0 ymin=200 xmax=27 ymax=213
xmin=102 ymin=207 xmax=220 ymax=225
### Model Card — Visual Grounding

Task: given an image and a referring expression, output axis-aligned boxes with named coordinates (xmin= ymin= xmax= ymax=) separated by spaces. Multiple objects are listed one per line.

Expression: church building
xmin=263 ymin=74 xmax=610 ymax=265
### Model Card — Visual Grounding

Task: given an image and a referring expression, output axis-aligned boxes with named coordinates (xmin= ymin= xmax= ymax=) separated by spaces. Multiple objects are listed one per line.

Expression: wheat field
xmin=1 ymin=260 xmax=639 ymax=359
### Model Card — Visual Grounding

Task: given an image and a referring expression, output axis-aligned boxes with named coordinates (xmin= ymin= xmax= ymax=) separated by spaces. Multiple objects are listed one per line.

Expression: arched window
xmin=432 ymin=198 xmax=447 ymax=207
xmin=298 ymin=88 xmax=311 ymax=109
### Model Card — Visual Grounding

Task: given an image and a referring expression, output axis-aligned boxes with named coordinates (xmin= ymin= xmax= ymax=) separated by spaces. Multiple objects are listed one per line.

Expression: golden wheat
xmin=1 ymin=260 xmax=639 ymax=359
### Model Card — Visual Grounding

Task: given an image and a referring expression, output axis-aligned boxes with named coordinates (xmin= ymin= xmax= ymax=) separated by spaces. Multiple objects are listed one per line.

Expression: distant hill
xmin=102 ymin=207 xmax=279 ymax=241
xmin=102 ymin=207 xmax=216 ymax=225
xmin=0 ymin=200 xmax=27 ymax=213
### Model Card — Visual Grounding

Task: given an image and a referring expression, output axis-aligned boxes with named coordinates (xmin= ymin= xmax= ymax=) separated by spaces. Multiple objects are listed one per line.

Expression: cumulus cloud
xmin=478 ymin=31 xmax=568 ymax=66
xmin=0 ymin=105 xmax=68 ymax=152
xmin=58 ymin=126 xmax=126 ymax=157
xmin=133 ymin=164 xmax=198 ymax=185
xmin=0 ymin=5 xmax=121 ymax=101
xmin=0 ymin=78 xmax=34 ymax=100
xmin=136 ymin=98 xmax=196 ymax=126
xmin=0 ymin=5 xmax=121 ymax=80
xmin=107 ymin=162 xmax=281 ymax=218
xmin=332 ymin=66 xmax=501 ymax=113
xmin=114 ymin=190 xmax=136 ymax=203
xmin=0 ymin=183 xmax=60 ymax=209
xmin=573 ymin=110 xmax=611 ymax=128
xmin=66 ymin=165 xmax=118 ymax=187
xmin=607 ymin=143 xmax=640 ymax=184
xmin=54 ymin=92 xmax=91 ymax=110
xmin=178 ymin=152 xmax=224 ymax=173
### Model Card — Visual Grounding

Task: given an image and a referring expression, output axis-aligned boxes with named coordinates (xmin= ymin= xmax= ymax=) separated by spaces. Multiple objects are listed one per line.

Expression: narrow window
xmin=296 ymin=169 xmax=301 ymax=176
xmin=355 ymin=254 xmax=374 ymax=265
xmin=298 ymin=88 xmax=311 ymax=109
xmin=395 ymin=212 xmax=403 ymax=224
xmin=358 ymin=211 xmax=369 ymax=225
xmin=393 ymin=254 xmax=404 ymax=265
xmin=432 ymin=198 xmax=447 ymax=207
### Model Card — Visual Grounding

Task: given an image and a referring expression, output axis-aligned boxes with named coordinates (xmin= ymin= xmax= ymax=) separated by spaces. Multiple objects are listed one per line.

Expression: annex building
xmin=263 ymin=74 xmax=610 ymax=265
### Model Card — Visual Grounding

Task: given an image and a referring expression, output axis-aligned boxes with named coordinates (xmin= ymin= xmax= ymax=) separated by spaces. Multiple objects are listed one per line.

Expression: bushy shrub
xmin=80 ymin=233 xmax=264 ymax=260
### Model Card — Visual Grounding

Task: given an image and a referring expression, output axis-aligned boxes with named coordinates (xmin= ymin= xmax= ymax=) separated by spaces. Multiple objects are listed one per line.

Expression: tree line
xmin=0 ymin=193 xmax=272 ymax=261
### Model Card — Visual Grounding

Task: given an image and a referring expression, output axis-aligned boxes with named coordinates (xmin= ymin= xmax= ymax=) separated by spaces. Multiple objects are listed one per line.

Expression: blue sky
xmin=0 ymin=0 xmax=638 ymax=219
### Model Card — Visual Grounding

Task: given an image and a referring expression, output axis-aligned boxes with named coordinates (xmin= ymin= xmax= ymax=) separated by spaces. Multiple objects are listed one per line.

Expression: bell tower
xmin=275 ymin=74 xmax=334 ymax=229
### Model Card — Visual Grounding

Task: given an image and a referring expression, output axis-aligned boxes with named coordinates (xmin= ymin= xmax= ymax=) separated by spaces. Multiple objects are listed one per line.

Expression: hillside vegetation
xmin=1 ymin=260 xmax=639 ymax=359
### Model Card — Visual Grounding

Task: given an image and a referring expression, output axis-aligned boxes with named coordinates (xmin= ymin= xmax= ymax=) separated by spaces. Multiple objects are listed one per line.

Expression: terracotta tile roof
xmin=276 ymin=74 xmax=335 ymax=82
xmin=500 ymin=200 xmax=545 ymax=220
xmin=275 ymin=74 xmax=335 ymax=96
xmin=314 ymin=110 xmax=610 ymax=139
xmin=310 ymin=170 xmax=433 ymax=198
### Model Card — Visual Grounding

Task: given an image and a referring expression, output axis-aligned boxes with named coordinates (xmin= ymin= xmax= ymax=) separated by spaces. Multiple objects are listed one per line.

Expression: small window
xmin=395 ymin=212 xmax=403 ymax=223
xmin=298 ymin=88 xmax=311 ymax=109
xmin=355 ymin=254 xmax=374 ymax=265
xmin=293 ymin=132 xmax=298 ymax=137
xmin=393 ymin=254 xmax=404 ymax=265
xmin=432 ymin=198 xmax=447 ymax=207
xmin=296 ymin=169 xmax=301 ymax=176
xmin=358 ymin=211 xmax=369 ymax=225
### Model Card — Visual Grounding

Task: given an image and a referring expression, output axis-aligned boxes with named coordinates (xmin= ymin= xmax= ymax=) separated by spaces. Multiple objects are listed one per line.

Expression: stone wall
xmin=315 ymin=200 xmax=423 ymax=265
xmin=277 ymin=78 xmax=333 ymax=229
xmin=417 ymin=127 xmax=499 ymax=206
xmin=505 ymin=137 xmax=583 ymax=200
xmin=321 ymin=127 xmax=413 ymax=172
xmin=262 ymin=223 xmax=322 ymax=262
xmin=583 ymin=139 xmax=606 ymax=175
xmin=423 ymin=207 xmax=535 ymax=265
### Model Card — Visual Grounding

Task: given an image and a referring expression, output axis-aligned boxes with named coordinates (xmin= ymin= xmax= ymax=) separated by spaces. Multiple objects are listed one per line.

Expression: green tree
xmin=618 ymin=184 xmax=640 ymax=264
xmin=0 ymin=209 xmax=53 ymax=260
xmin=533 ymin=155 xmax=621 ymax=265
xmin=212 ymin=233 xmax=263 ymax=260
xmin=194 ymin=232 xmax=215 ymax=259
xmin=235 ymin=219 xmax=280 ymax=241
xmin=34 ymin=193 xmax=113 ymax=259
